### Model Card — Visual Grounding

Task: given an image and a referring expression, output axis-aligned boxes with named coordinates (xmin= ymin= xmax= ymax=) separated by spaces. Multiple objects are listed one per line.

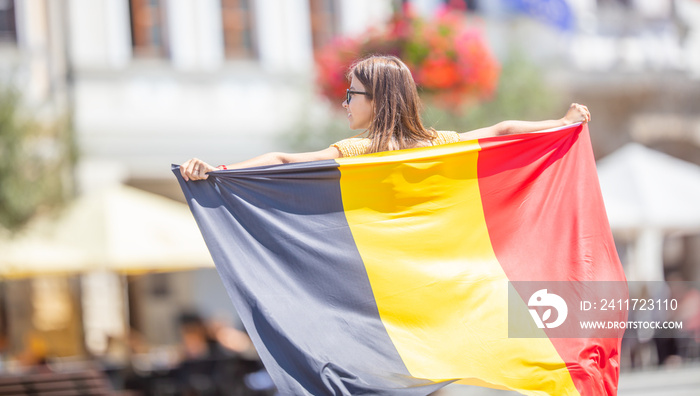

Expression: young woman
xmin=180 ymin=55 xmax=590 ymax=181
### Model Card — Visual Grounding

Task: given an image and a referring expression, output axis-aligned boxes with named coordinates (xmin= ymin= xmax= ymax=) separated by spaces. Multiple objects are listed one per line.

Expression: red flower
xmin=418 ymin=57 xmax=461 ymax=89
xmin=314 ymin=9 xmax=500 ymax=111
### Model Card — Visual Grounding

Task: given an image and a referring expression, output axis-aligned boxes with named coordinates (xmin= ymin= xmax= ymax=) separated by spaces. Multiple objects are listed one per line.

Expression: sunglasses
xmin=346 ymin=89 xmax=369 ymax=104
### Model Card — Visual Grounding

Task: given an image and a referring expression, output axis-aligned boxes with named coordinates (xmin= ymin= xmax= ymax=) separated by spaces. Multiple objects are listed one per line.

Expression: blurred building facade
xmin=1 ymin=0 xmax=700 ymax=372
xmin=1 ymin=0 xmax=393 ymax=198
xmin=67 ymin=0 xmax=394 ymax=197
xmin=2 ymin=0 xmax=700 ymax=190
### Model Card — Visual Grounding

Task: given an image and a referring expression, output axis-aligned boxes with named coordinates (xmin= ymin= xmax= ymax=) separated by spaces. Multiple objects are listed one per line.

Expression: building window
xmin=309 ymin=0 xmax=339 ymax=49
xmin=0 ymin=0 xmax=16 ymax=43
xmin=221 ymin=0 xmax=256 ymax=59
xmin=129 ymin=0 xmax=169 ymax=57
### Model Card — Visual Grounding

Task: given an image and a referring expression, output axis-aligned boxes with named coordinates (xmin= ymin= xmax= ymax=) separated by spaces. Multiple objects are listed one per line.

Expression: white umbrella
xmin=47 ymin=184 xmax=214 ymax=273
xmin=1 ymin=184 xmax=213 ymax=277
xmin=0 ymin=236 xmax=91 ymax=279
xmin=597 ymin=143 xmax=700 ymax=232
xmin=597 ymin=143 xmax=700 ymax=281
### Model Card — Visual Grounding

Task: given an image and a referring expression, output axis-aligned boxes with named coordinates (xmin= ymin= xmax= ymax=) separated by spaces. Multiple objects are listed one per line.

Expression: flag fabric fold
xmin=173 ymin=123 xmax=625 ymax=396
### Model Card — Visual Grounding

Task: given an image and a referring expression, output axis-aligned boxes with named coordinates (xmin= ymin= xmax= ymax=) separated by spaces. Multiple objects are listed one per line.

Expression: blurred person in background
xmin=178 ymin=312 xmax=223 ymax=362
xmin=176 ymin=311 xmax=274 ymax=395
xmin=180 ymin=55 xmax=590 ymax=179
xmin=206 ymin=317 xmax=257 ymax=360
xmin=668 ymin=273 xmax=700 ymax=360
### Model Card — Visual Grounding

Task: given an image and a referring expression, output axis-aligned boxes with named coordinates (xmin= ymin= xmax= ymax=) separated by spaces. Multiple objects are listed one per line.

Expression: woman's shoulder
xmin=330 ymin=131 xmax=459 ymax=157
xmin=330 ymin=137 xmax=371 ymax=158
xmin=433 ymin=130 xmax=460 ymax=145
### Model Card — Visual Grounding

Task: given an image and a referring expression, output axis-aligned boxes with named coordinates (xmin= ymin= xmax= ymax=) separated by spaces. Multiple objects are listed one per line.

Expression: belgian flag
xmin=173 ymin=124 xmax=625 ymax=395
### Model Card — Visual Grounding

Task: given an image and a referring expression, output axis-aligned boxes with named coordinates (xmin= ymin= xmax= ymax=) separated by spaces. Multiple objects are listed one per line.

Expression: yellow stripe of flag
xmin=335 ymin=141 xmax=580 ymax=395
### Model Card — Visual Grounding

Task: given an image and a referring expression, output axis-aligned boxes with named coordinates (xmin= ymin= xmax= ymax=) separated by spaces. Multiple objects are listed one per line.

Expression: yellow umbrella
xmin=0 ymin=235 xmax=92 ymax=279
xmin=47 ymin=184 xmax=214 ymax=273
xmin=1 ymin=184 xmax=213 ymax=277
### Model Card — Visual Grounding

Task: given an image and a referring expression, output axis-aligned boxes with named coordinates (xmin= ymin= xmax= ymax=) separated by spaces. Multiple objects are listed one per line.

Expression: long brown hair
xmin=349 ymin=55 xmax=436 ymax=153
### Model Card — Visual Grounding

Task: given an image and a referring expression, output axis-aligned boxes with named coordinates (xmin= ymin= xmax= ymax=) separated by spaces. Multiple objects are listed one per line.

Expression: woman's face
xmin=343 ymin=75 xmax=373 ymax=130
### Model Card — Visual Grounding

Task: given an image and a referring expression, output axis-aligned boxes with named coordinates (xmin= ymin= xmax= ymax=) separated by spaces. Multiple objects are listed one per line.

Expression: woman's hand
xmin=180 ymin=158 xmax=217 ymax=181
xmin=562 ymin=103 xmax=591 ymax=125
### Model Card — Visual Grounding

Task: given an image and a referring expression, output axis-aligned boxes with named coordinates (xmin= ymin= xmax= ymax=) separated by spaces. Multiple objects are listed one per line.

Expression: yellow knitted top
xmin=331 ymin=130 xmax=460 ymax=158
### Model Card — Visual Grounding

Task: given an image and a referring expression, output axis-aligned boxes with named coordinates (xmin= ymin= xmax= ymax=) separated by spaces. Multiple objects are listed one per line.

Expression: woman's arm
xmin=180 ymin=147 xmax=341 ymax=181
xmin=459 ymin=103 xmax=591 ymax=141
